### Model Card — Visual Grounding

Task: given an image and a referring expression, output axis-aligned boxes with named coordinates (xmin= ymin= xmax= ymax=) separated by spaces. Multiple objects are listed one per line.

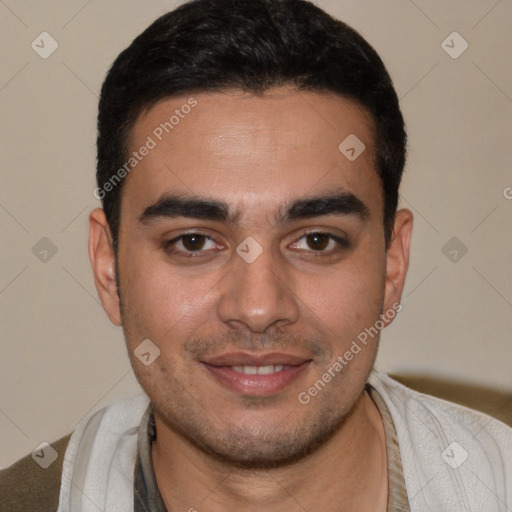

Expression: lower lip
xmin=202 ymin=362 xmax=310 ymax=396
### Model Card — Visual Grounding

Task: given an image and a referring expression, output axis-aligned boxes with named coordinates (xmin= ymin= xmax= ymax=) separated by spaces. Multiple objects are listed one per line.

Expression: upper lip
xmin=202 ymin=351 xmax=312 ymax=367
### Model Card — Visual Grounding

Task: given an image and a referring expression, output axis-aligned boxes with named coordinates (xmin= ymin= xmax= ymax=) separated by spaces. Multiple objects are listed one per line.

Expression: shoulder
xmin=370 ymin=371 xmax=512 ymax=443
xmin=369 ymin=371 xmax=512 ymax=509
xmin=0 ymin=433 xmax=72 ymax=512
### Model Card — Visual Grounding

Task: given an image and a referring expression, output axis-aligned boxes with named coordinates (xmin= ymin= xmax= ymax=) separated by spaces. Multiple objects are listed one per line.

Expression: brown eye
xmin=306 ymin=233 xmax=330 ymax=251
xmin=289 ymin=232 xmax=350 ymax=255
xmin=164 ymin=233 xmax=220 ymax=257
xmin=181 ymin=234 xmax=207 ymax=251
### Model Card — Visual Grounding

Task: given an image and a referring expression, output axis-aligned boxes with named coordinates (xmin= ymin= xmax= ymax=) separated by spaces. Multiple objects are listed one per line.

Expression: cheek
xmin=298 ymin=253 xmax=384 ymax=336
xmin=300 ymin=260 xmax=384 ymax=399
xmin=119 ymin=248 xmax=221 ymax=343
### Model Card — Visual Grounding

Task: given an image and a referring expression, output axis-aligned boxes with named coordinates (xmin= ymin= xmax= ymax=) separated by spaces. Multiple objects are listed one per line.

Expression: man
xmin=1 ymin=0 xmax=511 ymax=511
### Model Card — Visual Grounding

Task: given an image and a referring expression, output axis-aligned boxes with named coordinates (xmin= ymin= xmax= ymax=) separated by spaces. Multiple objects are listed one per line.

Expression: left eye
xmin=290 ymin=232 xmax=346 ymax=252
xmin=166 ymin=233 xmax=219 ymax=255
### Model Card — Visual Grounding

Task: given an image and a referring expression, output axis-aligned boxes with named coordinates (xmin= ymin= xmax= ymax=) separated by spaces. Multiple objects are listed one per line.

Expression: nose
xmin=217 ymin=245 xmax=300 ymax=333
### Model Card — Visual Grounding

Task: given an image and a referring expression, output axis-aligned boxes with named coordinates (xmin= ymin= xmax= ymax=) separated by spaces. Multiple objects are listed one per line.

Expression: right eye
xmin=164 ymin=233 xmax=223 ymax=258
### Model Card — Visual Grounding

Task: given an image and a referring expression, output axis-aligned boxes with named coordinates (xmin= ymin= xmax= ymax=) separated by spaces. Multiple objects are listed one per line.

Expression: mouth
xmin=201 ymin=352 xmax=312 ymax=396
xmin=231 ymin=364 xmax=286 ymax=375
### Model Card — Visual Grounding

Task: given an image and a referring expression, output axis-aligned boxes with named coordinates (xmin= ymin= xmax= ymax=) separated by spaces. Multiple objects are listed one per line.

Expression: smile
xmin=231 ymin=364 xmax=285 ymax=375
xmin=202 ymin=360 xmax=311 ymax=396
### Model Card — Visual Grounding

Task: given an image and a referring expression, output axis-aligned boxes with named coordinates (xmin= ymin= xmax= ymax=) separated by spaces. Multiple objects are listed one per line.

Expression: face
xmin=90 ymin=87 xmax=411 ymax=468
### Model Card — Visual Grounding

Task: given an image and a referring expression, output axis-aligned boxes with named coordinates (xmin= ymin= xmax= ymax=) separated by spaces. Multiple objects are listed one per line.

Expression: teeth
xmin=231 ymin=365 xmax=285 ymax=375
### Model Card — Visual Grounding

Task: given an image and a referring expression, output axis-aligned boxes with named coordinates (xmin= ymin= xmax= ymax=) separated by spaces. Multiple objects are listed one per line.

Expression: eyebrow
xmin=138 ymin=191 xmax=370 ymax=225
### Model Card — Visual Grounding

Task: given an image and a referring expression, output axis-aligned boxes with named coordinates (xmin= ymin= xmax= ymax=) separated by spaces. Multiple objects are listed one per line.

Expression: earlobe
xmin=382 ymin=208 xmax=413 ymax=324
xmin=88 ymin=208 xmax=122 ymax=326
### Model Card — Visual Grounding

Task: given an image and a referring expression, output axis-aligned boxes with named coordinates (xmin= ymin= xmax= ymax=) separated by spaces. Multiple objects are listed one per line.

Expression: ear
xmin=88 ymin=208 xmax=122 ymax=326
xmin=382 ymin=208 xmax=413 ymax=325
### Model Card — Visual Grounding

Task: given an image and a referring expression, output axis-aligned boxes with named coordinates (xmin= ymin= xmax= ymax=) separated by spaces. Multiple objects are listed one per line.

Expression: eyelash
xmin=164 ymin=232 xmax=221 ymax=258
xmin=163 ymin=231 xmax=350 ymax=258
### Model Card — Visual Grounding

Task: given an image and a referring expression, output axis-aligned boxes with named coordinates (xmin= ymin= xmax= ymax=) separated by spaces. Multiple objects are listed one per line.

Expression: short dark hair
xmin=96 ymin=0 xmax=406 ymax=252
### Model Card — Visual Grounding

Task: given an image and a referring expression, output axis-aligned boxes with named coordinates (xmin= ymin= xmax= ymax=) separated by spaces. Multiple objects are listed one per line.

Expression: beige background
xmin=1 ymin=0 xmax=511 ymax=467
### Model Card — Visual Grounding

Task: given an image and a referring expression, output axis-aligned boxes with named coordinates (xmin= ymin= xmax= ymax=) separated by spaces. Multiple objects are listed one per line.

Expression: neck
xmin=152 ymin=390 xmax=388 ymax=512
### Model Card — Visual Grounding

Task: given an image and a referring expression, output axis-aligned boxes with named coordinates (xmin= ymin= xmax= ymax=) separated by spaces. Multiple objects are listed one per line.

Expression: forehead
xmin=122 ymin=87 xmax=382 ymax=220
